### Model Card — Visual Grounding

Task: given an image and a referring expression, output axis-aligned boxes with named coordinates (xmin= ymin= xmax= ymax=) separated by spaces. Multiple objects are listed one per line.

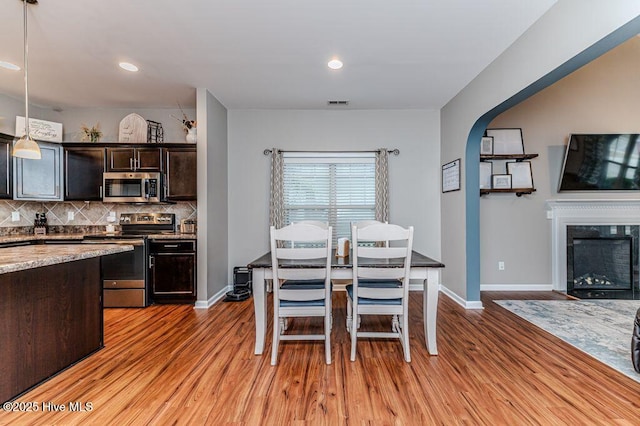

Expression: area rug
xmin=495 ymin=299 xmax=640 ymax=383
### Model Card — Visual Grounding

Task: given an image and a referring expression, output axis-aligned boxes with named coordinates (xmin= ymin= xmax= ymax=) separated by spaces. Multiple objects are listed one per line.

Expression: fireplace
xmin=547 ymin=200 xmax=640 ymax=300
xmin=567 ymin=226 xmax=636 ymax=298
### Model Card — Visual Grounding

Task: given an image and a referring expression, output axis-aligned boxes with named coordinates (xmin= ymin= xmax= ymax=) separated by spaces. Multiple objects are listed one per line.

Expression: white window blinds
xmin=283 ymin=153 xmax=376 ymax=243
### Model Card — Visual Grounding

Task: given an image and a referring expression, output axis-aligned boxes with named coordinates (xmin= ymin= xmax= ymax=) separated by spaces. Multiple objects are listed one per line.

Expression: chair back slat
xmin=277 ymin=268 xmax=326 ymax=281
xmin=356 ymin=267 xmax=405 ymax=280
xmin=358 ymin=287 xmax=403 ymax=299
xmin=357 ymin=223 xmax=411 ymax=242
xmin=279 ymin=288 xmax=326 ymax=301
xmin=276 ymin=247 xmax=327 ymax=260
xmin=357 ymin=246 xmax=408 ymax=259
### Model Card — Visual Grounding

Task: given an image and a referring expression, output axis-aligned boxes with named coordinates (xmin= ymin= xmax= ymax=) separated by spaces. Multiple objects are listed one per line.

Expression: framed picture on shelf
xmin=492 ymin=174 xmax=512 ymax=189
xmin=480 ymin=136 xmax=494 ymax=155
xmin=479 ymin=161 xmax=492 ymax=189
xmin=486 ymin=128 xmax=524 ymax=155
xmin=507 ymin=161 xmax=534 ymax=189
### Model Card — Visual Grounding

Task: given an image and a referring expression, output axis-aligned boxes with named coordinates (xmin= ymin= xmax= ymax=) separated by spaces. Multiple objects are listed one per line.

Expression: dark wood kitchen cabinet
xmin=148 ymin=240 xmax=196 ymax=303
xmin=164 ymin=147 xmax=197 ymax=200
xmin=64 ymin=146 xmax=105 ymax=200
xmin=0 ymin=133 xmax=13 ymax=199
xmin=106 ymin=147 xmax=162 ymax=172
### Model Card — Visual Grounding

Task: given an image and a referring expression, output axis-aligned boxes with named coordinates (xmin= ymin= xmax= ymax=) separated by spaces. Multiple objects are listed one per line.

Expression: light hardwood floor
xmin=2 ymin=291 xmax=640 ymax=424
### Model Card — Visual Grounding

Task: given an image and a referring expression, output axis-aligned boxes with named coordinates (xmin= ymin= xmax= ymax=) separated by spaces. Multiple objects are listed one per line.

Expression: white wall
xmin=196 ymin=88 xmax=228 ymax=304
xmin=441 ymin=0 xmax=640 ymax=303
xmin=481 ymin=36 xmax=640 ymax=290
xmin=227 ymin=109 xmax=441 ymax=278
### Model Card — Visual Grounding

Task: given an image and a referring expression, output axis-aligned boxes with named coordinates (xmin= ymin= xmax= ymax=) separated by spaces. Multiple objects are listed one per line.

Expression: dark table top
xmin=247 ymin=250 xmax=444 ymax=269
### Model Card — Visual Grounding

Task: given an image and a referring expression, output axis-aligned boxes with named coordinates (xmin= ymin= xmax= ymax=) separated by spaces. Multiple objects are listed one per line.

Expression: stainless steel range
xmin=85 ymin=213 xmax=176 ymax=307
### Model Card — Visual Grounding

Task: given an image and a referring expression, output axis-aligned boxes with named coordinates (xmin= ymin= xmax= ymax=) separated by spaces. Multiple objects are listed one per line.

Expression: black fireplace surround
xmin=567 ymin=225 xmax=639 ymax=299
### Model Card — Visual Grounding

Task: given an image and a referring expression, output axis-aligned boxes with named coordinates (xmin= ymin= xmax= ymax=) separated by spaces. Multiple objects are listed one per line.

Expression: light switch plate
xmin=68 ymin=211 xmax=74 ymax=221
xmin=11 ymin=211 xmax=19 ymax=222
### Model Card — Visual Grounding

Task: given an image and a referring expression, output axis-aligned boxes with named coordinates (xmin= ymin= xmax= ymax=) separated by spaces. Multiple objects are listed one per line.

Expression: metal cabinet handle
xmin=99 ymin=185 xmax=103 ymax=198
xmin=149 ymin=255 xmax=154 ymax=268
xmin=129 ymin=158 xmax=133 ymax=170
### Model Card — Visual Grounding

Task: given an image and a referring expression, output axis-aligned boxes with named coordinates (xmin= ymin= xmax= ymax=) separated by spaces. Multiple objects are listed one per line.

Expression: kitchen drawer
xmin=104 ymin=289 xmax=146 ymax=307
xmin=149 ymin=240 xmax=195 ymax=253
xmin=103 ymin=279 xmax=145 ymax=289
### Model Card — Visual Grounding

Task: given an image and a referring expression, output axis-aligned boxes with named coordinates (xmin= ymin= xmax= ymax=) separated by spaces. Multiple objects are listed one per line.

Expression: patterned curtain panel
xmin=375 ymin=148 xmax=389 ymax=222
xmin=269 ymin=148 xmax=285 ymax=228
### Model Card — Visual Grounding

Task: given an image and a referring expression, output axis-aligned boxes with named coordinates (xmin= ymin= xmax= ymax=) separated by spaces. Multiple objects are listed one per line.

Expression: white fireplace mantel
xmin=546 ymin=199 xmax=640 ymax=291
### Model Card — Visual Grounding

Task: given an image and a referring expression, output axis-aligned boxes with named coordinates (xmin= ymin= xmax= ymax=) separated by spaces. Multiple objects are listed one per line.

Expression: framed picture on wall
xmin=479 ymin=161 xmax=492 ymax=189
xmin=492 ymin=174 xmax=512 ymax=189
xmin=507 ymin=161 xmax=534 ymax=189
xmin=442 ymin=158 xmax=461 ymax=193
xmin=480 ymin=136 xmax=494 ymax=155
xmin=486 ymin=128 xmax=524 ymax=155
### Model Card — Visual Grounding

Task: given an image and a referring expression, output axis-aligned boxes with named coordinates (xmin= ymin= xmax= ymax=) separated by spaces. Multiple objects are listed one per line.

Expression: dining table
xmin=247 ymin=250 xmax=445 ymax=356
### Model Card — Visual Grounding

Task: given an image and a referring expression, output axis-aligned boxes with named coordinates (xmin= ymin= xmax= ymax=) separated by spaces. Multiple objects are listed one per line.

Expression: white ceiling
xmin=0 ymin=0 xmax=557 ymax=111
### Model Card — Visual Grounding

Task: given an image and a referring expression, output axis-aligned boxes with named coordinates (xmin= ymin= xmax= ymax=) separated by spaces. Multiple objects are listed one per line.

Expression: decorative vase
xmin=186 ymin=128 xmax=197 ymax=143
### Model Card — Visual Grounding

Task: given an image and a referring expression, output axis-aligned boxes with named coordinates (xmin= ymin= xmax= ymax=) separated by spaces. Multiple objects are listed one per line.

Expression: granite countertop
xmin=0 ymin=233 xmax=86 ymax=244
xmin=0 ymin=244 xmax=133 ymax=275
xmin=0 ymin=232 xmax=196 ymax=244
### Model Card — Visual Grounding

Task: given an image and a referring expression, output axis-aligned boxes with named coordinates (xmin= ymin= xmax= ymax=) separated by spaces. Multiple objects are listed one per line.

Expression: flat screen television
xmin=558 ymin=134 xmax=640 ymax=191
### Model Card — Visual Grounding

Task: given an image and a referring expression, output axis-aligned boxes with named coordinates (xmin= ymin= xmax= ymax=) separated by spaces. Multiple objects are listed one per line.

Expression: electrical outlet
xmin=498 ymin=261 xmax=505 ymax=271
xmin=11 ymin=211 xmax=20 ymax=222
xmin=68 ymin=211 xmax=75 ymax=221
xmin=610 ymin=225 xmax=617 ymax=234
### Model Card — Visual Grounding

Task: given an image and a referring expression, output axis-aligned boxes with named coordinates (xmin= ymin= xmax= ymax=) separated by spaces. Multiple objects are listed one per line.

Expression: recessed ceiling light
xmin=0 ymin=61 xmax=20 ymax=71
xmin=119 ymin=62 xmax=139 ymax=72
xmin=328 ymin=59 xmax=343 ymax=70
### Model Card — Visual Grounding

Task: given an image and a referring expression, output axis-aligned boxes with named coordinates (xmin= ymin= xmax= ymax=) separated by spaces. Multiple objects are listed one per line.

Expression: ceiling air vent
xmin=327 ymin=100 xmax=349 ymax=106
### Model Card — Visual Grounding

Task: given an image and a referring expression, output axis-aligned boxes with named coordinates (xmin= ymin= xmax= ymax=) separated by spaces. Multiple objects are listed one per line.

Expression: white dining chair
xmin=269 ymin=223 xmax=333 ymax=365
xmin=346 ymin=222 xmax=414 ymax=362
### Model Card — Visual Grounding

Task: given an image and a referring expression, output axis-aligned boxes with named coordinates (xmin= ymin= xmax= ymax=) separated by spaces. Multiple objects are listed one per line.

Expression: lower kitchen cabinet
xmin=148 ymin=240 xmax=196 ymax=303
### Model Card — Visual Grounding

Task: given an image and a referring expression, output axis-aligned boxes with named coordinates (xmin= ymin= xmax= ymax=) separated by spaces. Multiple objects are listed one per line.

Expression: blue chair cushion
xmin=281 ymin=279 xmax=326 ymax=289
xmin=279 ymin=279 xmax=329 ymax=307
xmin=358 ymin=279 xmax=402 ymax=288
xmin=345 ymin=284 xmax=402 ymax=305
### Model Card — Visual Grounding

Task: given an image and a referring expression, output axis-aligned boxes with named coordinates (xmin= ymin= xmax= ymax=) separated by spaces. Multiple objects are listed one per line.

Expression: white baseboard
xmin=480 ymin=283 xmax=553 ymax=292
xmin=194 ymin=285 xmax=232 ymax=309
xmin=440 ymin=285 xmax=484 ymax=310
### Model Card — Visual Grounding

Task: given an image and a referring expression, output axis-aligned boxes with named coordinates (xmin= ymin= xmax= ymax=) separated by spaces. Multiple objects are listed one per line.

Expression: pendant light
xmin=13 ymin=0 xmax=41 ymax=160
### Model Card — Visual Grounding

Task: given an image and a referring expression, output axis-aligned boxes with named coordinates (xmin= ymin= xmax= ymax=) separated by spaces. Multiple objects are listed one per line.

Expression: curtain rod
xmin=263 ymin=148 xmax=400 ymax=156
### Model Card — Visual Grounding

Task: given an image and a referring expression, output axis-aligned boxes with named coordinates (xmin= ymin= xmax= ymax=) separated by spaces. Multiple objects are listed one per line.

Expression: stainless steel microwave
xmin=103 ymin=172 xmax=161 ymax=203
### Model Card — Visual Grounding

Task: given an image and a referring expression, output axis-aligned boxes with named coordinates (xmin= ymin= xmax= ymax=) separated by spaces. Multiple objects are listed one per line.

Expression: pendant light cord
xmin=23 ymin=0 xmax=30 ymax=137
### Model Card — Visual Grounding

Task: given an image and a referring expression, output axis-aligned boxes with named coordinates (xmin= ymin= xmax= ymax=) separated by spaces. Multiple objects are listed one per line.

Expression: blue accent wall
xmin=465 ymin=16 xmax=640 ymax=302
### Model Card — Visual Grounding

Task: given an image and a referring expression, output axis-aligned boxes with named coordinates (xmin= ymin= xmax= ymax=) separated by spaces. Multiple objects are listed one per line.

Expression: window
xmin=283 ymin=153 xmax=376 ymax=244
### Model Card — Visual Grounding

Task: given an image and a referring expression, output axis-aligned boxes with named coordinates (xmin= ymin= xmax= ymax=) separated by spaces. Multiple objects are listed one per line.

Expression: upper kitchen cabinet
xmin=164 ymin=147 xmax=197 ymax=200
xmin=14 ymin=141 xmax=63 ymax=201
xmin=0 ymin=133 xmax=13 ymax=199
xmin=64 ymin=145 xmax=106 ymax=201
xmin=106 ymin=147 xmax=162 ymax=172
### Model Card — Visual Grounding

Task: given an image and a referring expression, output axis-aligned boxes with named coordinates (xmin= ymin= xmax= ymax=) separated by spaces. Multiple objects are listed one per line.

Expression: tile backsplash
xmin=0 ymin=200 xmax=196 ymax=232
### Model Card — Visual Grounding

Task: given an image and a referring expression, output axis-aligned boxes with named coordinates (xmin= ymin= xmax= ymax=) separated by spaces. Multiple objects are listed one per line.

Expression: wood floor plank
xmin=1 ymin=291 xmax=640 ymax=424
